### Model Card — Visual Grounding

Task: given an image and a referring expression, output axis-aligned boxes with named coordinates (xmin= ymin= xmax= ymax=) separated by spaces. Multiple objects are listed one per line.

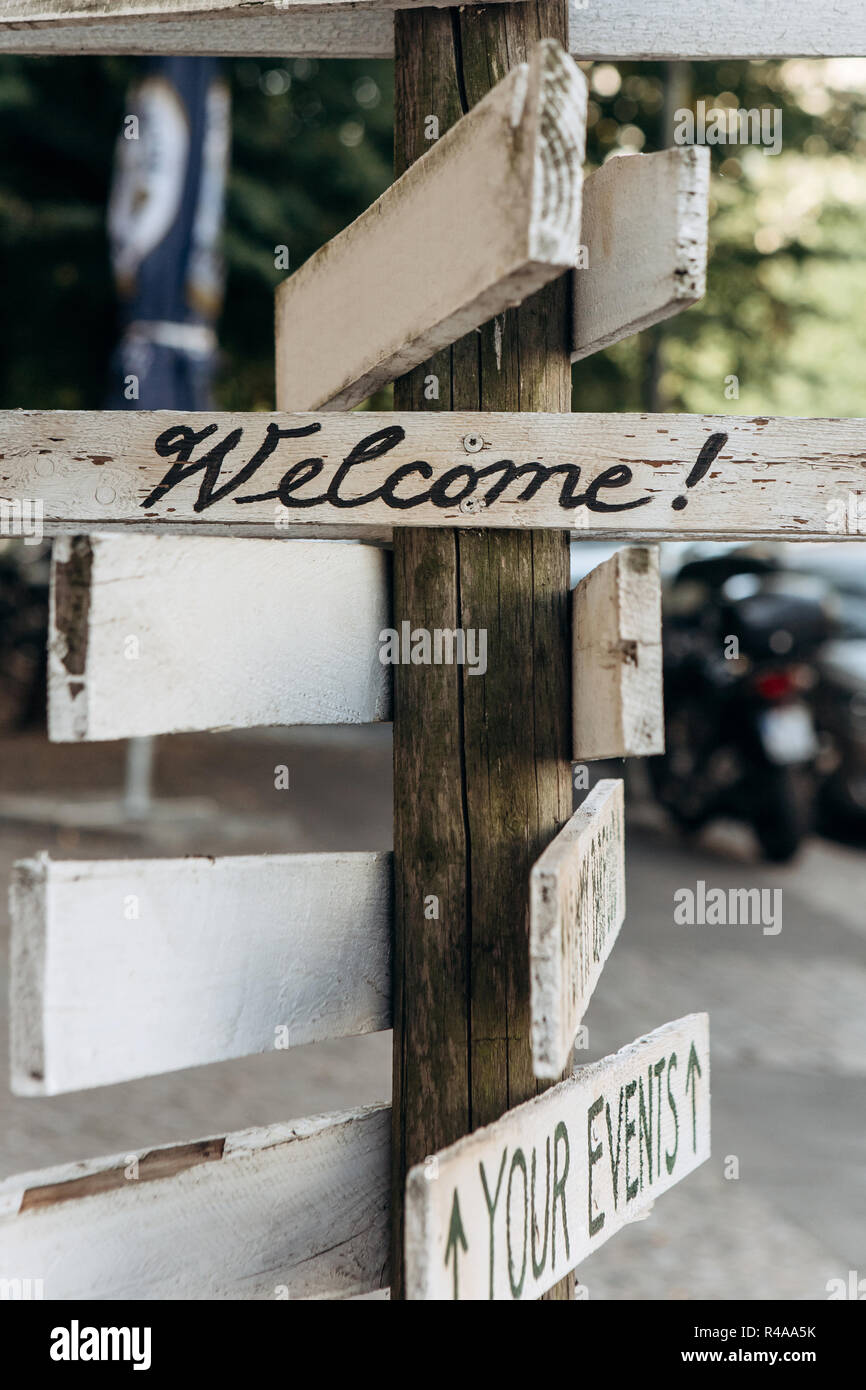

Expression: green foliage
xmin=0 ymin=51 xmax=865 ymax=416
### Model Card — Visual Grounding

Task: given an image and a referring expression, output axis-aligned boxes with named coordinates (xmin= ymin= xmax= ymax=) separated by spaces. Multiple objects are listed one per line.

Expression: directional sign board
xmin=48 ymin=534 xmax=391 ymax=740
xmin=11 ymin=850 xmax=391 ymax=1094
xmin=3 ymin=411 xmax=864 ymax=540
xmin=2 ymin=1 xmax=863 ymax=58
xmin=405 ymin=1014 xmax=709 ymax=1300
xmin=573 ymin=546 xmax=664 ymax=760
xmin=531 ymin=780 xmax=625 ymax=1080
xmin=275 ymin=40 xmax=586 ymax=412
xmin=0 ymin=1104 xmax=390 ymax=1300
xmin=572 ymin=147 xmax=708 ymax=364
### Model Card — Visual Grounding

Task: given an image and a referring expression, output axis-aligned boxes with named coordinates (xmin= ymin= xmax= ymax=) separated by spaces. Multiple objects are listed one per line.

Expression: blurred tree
xmin=1 ymin=52 xmax=865 ymax=416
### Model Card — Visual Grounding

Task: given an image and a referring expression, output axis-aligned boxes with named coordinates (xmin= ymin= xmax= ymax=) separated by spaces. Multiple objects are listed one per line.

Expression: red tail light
xmin=752 ymin=668 xmax=799 ymax=702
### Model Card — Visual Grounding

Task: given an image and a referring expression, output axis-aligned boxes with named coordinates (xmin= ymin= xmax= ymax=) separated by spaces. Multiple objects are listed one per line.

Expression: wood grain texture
xmin=3 ymin=1 xmax=863 ymax=57
xmin=573 ymin=545 xmax=665 ymax=758
xmin=275 ymin=39 xmax=586 ymax=412
xmin=4 ymin=410 xmax=866 ymax=540
xmin=530 ymin=779 xmax=625 ymax=1079
xmin=0 ymin=1104 xmax=390 ymax=1299
xmin=48 ymin=534 xmax=391 ymax=741
xmin=390 ymin=0 xmax=575 ymax=1303
xmin=10 ymin=851 xmax=392 ymax=1094
xmin=0 ymin=7 xmax=394 ymax=56
xmin=405 ymin=1014 xmax=710 ymax=1299
xmin=572 ymin=147 xmax=709 ymax=362
xmin=566 ymin=0 xmax=866 ymax=58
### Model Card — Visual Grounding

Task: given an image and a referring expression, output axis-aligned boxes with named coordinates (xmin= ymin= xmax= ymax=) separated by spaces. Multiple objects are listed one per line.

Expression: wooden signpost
xmin=530 ymin=779 xmax=625 ymax=1080
xmin=3 ymin=410 xmax=865 ymax=539
xmin=11 ymin=851 xmax=392 ymax=1094
xmin=405 ymin=1014 xmax=710 ymax=1300
xmin=49 ymin=534 xmax=391 ymax=740
xmin=4 ymin=0 xmax=845 ymax=1305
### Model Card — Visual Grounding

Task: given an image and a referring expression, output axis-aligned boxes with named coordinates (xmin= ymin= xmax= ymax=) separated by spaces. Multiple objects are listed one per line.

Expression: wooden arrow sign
xmin=49 ymin=534 xmax=391 ymax=741
xmin=11 ymin=851 xmax=392 ymax=1094
xmin=274 ymin=40 xmax=587 ymax=412
xmin=405 ymin=1014 xmax=710 ymax=1300
xmin=572 ymin=147 xmax=709 ymax=364
xmin=573 ymin=546 xmax=664 ymax=760
xmin=0 ymin=1104 xmax=390 ymax=1299
xmin=2 ymin=1 xmax=863 ymax=58
xmin=4 ymin=410 xmax=865 ymax=540
xmin=531 ymin=780 xmax=625 ymax=1080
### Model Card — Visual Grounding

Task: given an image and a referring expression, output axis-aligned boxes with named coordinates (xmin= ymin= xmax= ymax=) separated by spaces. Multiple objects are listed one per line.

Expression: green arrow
xmin=445 ymin=1189 xmax=468 ymax=1300
xmin=685 ymin=1042 xmax=703 ymax=1153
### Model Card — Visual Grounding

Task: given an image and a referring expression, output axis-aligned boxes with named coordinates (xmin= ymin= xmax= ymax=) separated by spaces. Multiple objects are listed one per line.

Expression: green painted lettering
xmin=587 ymin=1096 xmax=605 ymax=1237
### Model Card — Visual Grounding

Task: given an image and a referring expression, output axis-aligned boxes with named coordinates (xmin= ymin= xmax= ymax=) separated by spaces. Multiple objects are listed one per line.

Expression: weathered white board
xmin=48 ymin=534 xmax=391 ymax=741
xmin=10 ymin=850 xmax=391 ymax=1094
xmin=530 ymin=780 xmax=625 ymax=1080
xmin=2 ymin=1 xmax=862 ymax=58
xmin=572 ymin=147 xmax=709 ymax=363
xmin=573 ymin=546 xmax=664 ymax=759
xmin=4 ymin=410 xmax=866 ymax=540
xmin=405 ymin=1014 xmax=710 ymax=1300
xmin=275 ymin=40 xmax=586 ymax=411
xmin=566 ymin=0 xmax=866 ymax=58
xmin=0 ymin=8 xmax=392 ymax=56
xmin=0 ymin=1104 xmax=390 ymax=1299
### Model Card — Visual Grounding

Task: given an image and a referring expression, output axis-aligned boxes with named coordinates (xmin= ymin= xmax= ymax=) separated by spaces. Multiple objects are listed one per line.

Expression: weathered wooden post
xmin=390 ymin=2 xmax=577 ymax=1301
xmin=6 ymin=0 xmax=864 ymax=1305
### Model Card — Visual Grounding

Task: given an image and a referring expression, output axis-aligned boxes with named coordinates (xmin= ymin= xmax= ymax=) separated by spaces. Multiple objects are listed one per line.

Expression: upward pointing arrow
xmin=445 ymin=1189 xmax=468 ymax=1300
xmin=685 ymin=1042 xmax=703 ymax=1153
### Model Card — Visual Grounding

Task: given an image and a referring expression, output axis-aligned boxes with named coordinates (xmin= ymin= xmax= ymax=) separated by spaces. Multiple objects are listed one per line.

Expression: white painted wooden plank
xmin=3 ymin=410 xmax=866 ymax=540
xmin=0 ymin=9 xmax=394 ymax=57
xmin=3 ymin=1 xmax=863 ymax=58
xmin=0 ymin=1104 xmax=390 ymax=1299
xmin=572 ymin=147 xmax=709 ymax=363
xmin=275 ymin=40 xmax=587 ymax=411
xmin=48 ymin=534 xmax=391 ymax=741
xmin=405 ymin=1014 xmax=710 ymax=1300
xmin=572 ymin=545 xmax=664 ymax=759
xmin=531 ymin=779 xmax=625 ymax=1080
xmin=566 ymin=0 xmax=866 ymax=59
xmin=10 ymin=850 xmax=391 ymax=1094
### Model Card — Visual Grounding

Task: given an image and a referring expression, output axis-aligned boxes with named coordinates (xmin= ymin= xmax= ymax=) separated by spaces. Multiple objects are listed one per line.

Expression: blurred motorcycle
xmin=649 ymin=549 xmax=834 ymax=862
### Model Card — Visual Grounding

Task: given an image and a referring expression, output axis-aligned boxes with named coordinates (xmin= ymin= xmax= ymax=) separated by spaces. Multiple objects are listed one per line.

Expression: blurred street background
xmin=0 ymin=50 xmax=864 ymax=1298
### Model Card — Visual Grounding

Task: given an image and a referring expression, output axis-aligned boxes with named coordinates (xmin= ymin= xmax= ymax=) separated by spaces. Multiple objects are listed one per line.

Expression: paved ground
xmin=0 ymin=728 xmax=863 ymax=1300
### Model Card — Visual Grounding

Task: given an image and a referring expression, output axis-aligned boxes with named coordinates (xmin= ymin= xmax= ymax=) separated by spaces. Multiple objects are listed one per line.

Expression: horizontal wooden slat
xmin=405 ymin=1014 xmax=710 ymax=1300
xmin=3 ymin=410 xmax=865 ymax=540
xmin=2 ymin=1 xmax=862 ymax=57
xmin=567 ymin=0 xmax=866 ymax=58
xmin=530 ymin=779 xmax=625 ymax=1079
xmin=275 ymin=40 xmax=586 ymax=412
xmin=572 ymin=545 xmax=664 ymax=758
xmin=0 ymin=1104 xmax=390 ymax=1299
xmin=0 ymin=7 xmax=395 ymax=57
xmin=10 ymin=850 xmax=392 ymax=1094
xmin=48 ymin=534 xmax=391 ymax=741
xmin=572 ymin=147 xmax=709 ymax=363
